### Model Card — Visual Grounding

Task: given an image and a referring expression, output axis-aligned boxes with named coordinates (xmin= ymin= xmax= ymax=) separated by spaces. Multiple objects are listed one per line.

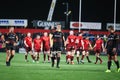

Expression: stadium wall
xmin=0 ymin=29 xmax=120 ymax=35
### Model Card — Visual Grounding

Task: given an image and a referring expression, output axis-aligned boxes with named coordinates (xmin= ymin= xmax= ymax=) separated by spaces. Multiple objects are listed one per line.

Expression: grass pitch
xmin=0 ymin=53 xmax=120 ymax=80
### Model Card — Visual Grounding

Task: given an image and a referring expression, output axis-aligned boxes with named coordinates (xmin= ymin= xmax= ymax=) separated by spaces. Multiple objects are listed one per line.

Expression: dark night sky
xmin=0 ymin=0 xmax=120 ymax=29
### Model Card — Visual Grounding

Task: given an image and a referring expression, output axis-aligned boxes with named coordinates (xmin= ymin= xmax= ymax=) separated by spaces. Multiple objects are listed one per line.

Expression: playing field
xmin=0 ymin=53 xmax=120 ymax=80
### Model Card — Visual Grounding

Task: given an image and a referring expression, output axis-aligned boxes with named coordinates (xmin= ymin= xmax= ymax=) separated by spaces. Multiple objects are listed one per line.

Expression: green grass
xmin=0 ymin=53 xmax=120 ymax=80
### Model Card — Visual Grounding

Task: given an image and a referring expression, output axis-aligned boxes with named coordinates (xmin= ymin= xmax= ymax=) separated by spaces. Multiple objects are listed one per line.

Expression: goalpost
xmin=114 ymin=0 xmax=117 ymax=31
xmin=79 ymin=0 xmax=82 ymax=32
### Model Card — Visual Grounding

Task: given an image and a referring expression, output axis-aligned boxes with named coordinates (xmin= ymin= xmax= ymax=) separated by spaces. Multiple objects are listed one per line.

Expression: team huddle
xmin=24 ymin=32 xmax=50 ymax=63
xmin=4 ymin=24 xmax=120 ymax=72
xmin=65 ymin=31 xmax=104 ymax=65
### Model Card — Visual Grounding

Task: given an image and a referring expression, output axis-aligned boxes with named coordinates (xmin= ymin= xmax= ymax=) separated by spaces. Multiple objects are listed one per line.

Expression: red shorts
xmin=94 ymin=48 xmax=101 ymax=53
xmin=43 ymin=46 xmax=50 ymax=51
xmin=25 ymin=47 xmax=32 ymax=52
xmin=66 ymin=44 xmax=76 ymax=51
xmin=76 ymin=46 xmax=83 ymax=51
xmin=34 ymin=48 xmax=41 ymax=52
xmin=83 ymin=48 xmax=89 ymax=52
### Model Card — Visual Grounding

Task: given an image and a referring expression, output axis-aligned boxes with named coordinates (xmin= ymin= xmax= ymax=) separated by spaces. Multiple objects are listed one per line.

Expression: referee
xmin=50 ymin=24 xmax=65 ymax=68
xmin=105 ymin=26 xmax=120 ymax=72
xmin=5 ymin=27 xmax=18 ymax=66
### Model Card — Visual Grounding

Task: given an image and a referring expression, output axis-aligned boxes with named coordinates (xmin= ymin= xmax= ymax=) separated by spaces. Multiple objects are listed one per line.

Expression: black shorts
xmin=6 ymin=44 xmax=16 ymax=50
xmin=52 ymin=44 xmax=62 ymax=51
xmin=107 ymin=48 xmax=117 ymax=56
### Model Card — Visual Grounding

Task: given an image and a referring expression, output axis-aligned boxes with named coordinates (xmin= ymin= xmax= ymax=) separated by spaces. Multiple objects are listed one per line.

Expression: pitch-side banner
xmin=32 ymin=20 xmax=65 ymax=29
xmin=107 ymin=23 xmax=120 ymax=30
xmin=70 ymin=22 xmax=102 ymax=30
xmin=0 ymin=19 xmax=28 ymax=26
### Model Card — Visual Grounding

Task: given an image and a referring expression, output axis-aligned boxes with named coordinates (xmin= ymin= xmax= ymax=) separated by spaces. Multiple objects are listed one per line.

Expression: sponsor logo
xmin=32 ymin=20 xmax=65 ymax=29
xmin=0 ymin=20 xmax=9 ymax=24
xmin=72 ymin=22 xmax=82 ymax=27
xmin=70 ymin=22 xmax=101 ymax=30
xmin=107 ymin=23 xmax=120 ymax=30
xmin=0 ymin=19 xmax=28 ymax=26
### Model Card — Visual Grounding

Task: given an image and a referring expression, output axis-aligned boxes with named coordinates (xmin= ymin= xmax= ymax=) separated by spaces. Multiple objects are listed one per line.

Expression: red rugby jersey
xmin=33 ymin=38 xmax=42 ymax=49
xmin=67 ymin=35 xmax=77 ymax=45
xmin=24 ymin=37 xmax=32 ymax=48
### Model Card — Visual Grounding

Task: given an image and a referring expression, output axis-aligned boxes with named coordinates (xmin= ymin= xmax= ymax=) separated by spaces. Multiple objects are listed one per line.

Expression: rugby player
xmin=75 ymin=32 xmax=84 ymax=64
xmin=93 ymin=35 xmax=105 ymax=64
xmin=105 ymin=26 xmax=120 ymax=72
xmin=5 ymin=27 xmax=18 ymax=66
xmin=66 ymin=30 xmax=77 ymax=64
xmin=80 ymin=36 xmax=92 ymax=63
xmin=50 ymin=24 xmax=65 ymax=68
xmin=24 ymin=32 xmax=35 ymax=62
xmin=33 ymin=35 xmax=42 ymax=63
xmin=42 ymin=32 xmax=50 ymax=63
